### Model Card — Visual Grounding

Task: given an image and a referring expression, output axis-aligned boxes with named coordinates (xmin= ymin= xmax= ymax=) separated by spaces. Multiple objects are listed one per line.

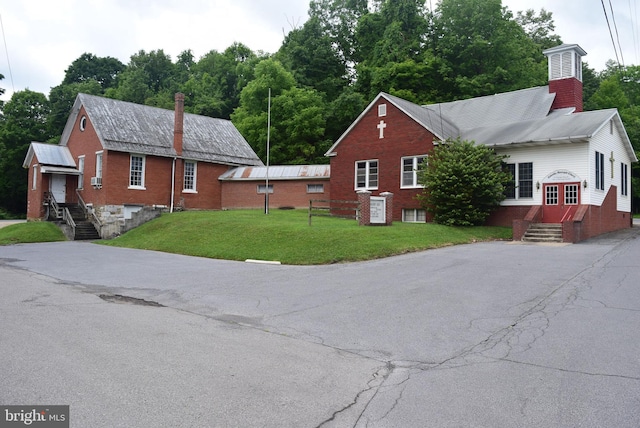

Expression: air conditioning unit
xmin=90 ymin=177 xmax=102 ymax=187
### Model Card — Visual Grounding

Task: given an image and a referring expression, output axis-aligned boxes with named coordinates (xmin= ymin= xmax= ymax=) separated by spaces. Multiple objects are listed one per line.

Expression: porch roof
xmin=23 ymin=142 xmax=76 ymax=168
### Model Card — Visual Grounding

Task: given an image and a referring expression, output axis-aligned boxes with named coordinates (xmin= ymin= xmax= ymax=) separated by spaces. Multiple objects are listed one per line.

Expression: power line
xmin=601 ymin=0 xmax=623 ymax=69
xmin=0 ymin=13 xmax=15 ymax=94
xmin=609 ymin=0 xmax=626 ymax=67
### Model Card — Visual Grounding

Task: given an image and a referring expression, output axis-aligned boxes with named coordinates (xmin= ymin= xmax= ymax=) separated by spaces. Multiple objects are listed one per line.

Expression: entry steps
xmin=522 ymin=223 xmax=563 ymax=243
xmin=59 ymin=204 xmax=101 ymax=240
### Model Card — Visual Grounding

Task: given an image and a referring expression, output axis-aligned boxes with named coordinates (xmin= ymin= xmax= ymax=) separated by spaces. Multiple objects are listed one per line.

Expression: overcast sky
xmin=0 ymin=0 xmax=637 ymax=101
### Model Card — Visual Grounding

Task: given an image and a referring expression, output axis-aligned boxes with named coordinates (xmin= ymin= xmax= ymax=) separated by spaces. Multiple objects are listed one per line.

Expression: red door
xmin=543 ymin=182 xmax=580 ymax=223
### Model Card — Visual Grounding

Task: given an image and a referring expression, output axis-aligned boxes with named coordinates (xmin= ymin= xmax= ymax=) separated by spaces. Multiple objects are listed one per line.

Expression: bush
xmin=417 ymin=138 xmax=512 ymax=226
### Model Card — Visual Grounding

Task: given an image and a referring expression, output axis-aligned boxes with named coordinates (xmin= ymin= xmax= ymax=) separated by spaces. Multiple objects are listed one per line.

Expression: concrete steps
xmin=59 ymin=204 xmax=101 ymax=240
xmin=522 ymin=223 xmax=563 ymax=243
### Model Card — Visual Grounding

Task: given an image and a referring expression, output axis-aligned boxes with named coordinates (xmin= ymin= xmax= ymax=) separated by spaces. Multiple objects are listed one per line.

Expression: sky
xmin=0 ymin=0 xmax=638 ymax=101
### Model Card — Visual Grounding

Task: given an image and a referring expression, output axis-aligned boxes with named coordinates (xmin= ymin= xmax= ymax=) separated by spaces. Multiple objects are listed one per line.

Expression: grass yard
xmin=0 ymin=222 xmax=66 ymax=245
xmin=100 ymin=209 xmax=512 ymax=265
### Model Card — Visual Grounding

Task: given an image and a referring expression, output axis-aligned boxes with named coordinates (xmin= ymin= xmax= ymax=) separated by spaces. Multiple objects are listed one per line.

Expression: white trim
xmin=183 ymin=160 xmax=197 ymax=193
xmin=400 ymin=155 xmax=427 ymax=188
xmin=95 ymin=151 xmax=103 ymax=179
xmin=354 ymin=159 xmax=379 ymax=190
xmin=128 ymin=154 xmax=146 ymax=190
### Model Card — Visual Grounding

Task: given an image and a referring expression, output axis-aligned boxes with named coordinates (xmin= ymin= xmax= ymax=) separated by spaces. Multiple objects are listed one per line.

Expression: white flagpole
xmin=265 ymin=88 xmax=271 ymax=215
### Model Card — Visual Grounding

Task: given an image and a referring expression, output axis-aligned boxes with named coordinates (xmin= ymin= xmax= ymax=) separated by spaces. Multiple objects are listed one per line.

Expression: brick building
xmin=325 ymin=44 xmax=637 ymax=242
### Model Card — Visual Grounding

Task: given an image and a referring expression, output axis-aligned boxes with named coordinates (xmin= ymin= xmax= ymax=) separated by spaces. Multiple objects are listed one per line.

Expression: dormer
xmin=543 ymin=44 xmax=587 ymax=112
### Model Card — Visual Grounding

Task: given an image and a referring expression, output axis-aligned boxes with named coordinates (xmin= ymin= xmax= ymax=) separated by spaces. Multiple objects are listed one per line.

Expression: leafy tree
xmin=429 ymin=0 xmax=547 ymax=99
xmin=62 ymin=53 xmax=125 ymax=90
xmin=231 ymin=58 xmax=328 ymax=164
xmin=0 ymin=90 xmax=52 ymax=215
xmin=276 ymin=16 xmax=348 ymax=100
xmin=515 ymin=8 xmax=561 ymax=50
xmin=417 ymin=138 xmax=511 ymax=226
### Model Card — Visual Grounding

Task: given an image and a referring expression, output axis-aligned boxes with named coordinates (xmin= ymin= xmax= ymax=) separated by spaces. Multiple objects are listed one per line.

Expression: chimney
xmin=174 ymin=92 xmax=185 ymax=156
xmin=543 ymin=44 xmax=587 ymax=113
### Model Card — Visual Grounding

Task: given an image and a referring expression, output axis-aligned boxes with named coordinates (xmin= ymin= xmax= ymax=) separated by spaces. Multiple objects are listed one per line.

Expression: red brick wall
xmin=549 ymin=78 xmax=583 ymax=112
xmin=568 ymin=186 xmax=631 ymax=242
xmin=26 ymin=159 xmax=46 ymax=220
xmin=485 ymin=206 xmax=534 ymax=227
xmin=221 ymin=180 xmax=330 ymax=209
xmin=329 ymin=98 xmax=435 ymax=221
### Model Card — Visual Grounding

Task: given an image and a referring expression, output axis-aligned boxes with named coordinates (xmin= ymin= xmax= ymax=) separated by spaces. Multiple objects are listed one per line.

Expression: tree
xmin=429 ymin=0 xmax=547 ymax=99
xmin=417 ymin=138 xmax=511 ymax=226
xmin=0 ymin=90 xmax=52 ymax=215
xmin=48 ymin=80 xmax=103 ymax=137
xmin=231 ymin=58 xmax=329 ymax=164
xmin=62 ymin=53 xmax=125 ymax=90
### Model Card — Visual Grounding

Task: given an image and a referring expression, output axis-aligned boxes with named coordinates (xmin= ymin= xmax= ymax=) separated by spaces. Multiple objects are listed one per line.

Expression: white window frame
xmin=128 ymin=154 xmax=146 ymax=189
xmin=183 ymin=160 xmax=197 ymax=193
xmin=95 ymin=151 xmax=103 ymax=179
xmin=257 ymin=184 xmax=274 ymax=194
xmin=621 ymin=162 xmax=628 ymax=196
xmin=32 ymin=164 xmax=38 ymax=190
xmin=505 ymin=162 xmax=533 ymax=199
xmin=77 ymin=156 xmax=85 ymax=190
xmin=595 ymin=151 xmax=605 ymax=191
xmin=378 ymin=104 xmax=387 ymax=117
xmin=400 ymin=155 xmax=427 ymax=188
xmin=402 ymin=208 xmax=426 ymax=223
xmin=307 ymin=183 xmax=324 ymax=194
xmin=355 ymin=160 xmax=379 ymax=190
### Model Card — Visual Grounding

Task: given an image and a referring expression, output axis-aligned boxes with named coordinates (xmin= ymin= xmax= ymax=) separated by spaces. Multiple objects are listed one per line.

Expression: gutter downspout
xmin=170 ymin=157 xmax=176 ymax=213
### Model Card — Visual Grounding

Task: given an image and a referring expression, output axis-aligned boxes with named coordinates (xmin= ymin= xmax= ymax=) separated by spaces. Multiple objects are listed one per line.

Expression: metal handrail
xmin=76 ymin=190 xmax=101 ymax=229
xmin=46 ymin=192 xmax=62 ymax=219
xmin=62 ymin=207 xmax=76 ymax=237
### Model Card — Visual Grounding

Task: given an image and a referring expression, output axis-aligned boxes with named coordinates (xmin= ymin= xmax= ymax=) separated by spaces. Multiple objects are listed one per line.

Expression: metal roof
xmin=23 ymin=142 xmax=76 ymax=168
xmin=220 ymin=165 xmax=330 ymax=181
xmin=61 ymin=94 xmax=263 ymax=167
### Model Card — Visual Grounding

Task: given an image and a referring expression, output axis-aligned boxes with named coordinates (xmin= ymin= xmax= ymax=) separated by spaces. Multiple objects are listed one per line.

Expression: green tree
xmin=417 ymin=138 xmax=511 ymax=226
xmin=48 ymin=80 xmax=103 ymax=137
xmin=231 ymin=58 xmax=328 ymax=164
xmin=62 ymin=53 xmax=125 ymax=90
xmin=0 ymin=90 xmax=52 ymax=215
xmin=429 ymin=0 xmax=547 ymax=99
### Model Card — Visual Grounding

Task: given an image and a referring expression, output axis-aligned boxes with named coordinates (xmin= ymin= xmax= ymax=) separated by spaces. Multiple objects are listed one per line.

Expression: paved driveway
xmin=1 ymin=225 xmax=639 ymax=427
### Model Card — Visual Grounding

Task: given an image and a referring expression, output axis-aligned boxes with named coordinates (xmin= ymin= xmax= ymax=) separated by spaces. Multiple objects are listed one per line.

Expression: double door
xmin=543 ymin=182 xmax=580 ymax=223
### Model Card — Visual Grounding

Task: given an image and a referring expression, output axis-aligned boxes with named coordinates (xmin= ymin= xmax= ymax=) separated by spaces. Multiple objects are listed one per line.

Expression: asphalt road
xmin=1 ymin=224 xmax=639 ymax=427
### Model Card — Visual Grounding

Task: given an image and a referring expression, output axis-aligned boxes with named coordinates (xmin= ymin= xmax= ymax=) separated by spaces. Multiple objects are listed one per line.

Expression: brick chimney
xmin=543 ymin=44 xmax=587 ymax=113
xmin=174 ymin=92 xmax=185 ymax=156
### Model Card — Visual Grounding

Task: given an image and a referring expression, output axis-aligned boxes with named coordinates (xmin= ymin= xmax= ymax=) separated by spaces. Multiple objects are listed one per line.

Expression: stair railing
xmin=62 ymin=207 xmax=76 ymax=237
xmin=45 ymin=192 xmax=63 ymax=219
xmin=76 ymin=190 xmax=102 ymax=234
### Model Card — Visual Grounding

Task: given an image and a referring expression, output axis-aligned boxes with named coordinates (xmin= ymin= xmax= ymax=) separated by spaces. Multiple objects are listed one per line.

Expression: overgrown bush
xmin=417 ymin=138 xmax=512 ymax=226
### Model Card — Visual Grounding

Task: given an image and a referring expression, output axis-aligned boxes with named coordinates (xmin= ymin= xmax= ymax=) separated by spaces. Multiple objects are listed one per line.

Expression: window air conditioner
xmin=90 ymin=177 xmax=102 ymax=187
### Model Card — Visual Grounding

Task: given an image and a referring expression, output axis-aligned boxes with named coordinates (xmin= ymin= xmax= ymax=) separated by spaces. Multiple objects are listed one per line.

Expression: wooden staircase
xmin=522 ymin=223 xmax=563 ymax=243
xmin=60 ymin=203 xmax=101 ymax=240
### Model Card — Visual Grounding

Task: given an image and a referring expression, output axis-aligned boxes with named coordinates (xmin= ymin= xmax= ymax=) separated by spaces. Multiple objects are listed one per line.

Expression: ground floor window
xmin=621 ymin=162 xmax=628 ymax=196
xmin=183 ymin=160 xmax=197 ymax=192
xmin=307 ymin=184 xmax=324 ymax=193
xmin=595 ymin=151 xmax=605 ymax=190
xmin=129 ymin=154 xmax=145 ymax=189
xmin=505 ymin=162 xmax=533 ymax=199
xmin=257 ymin=184 xmax=274 ymax=194
xmin=402 ymin=208 xmax=426 ymax=223
xmin=355 ymin=160 xmax=378 ymax=190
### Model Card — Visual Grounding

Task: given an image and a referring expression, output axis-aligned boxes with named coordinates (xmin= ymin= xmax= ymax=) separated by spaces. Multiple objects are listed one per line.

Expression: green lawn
xmin=100 ymin=209 xmax=512 ymax=265
xmin=0 ymin=222 xmax=66 ymax=245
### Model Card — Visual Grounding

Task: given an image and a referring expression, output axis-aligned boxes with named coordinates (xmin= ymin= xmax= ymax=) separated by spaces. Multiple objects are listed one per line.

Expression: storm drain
xmin=99 ymin=294 xmax=164 ymax=307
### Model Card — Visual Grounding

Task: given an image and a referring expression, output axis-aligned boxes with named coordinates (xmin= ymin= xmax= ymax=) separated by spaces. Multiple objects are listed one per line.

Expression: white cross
xmin=610 ymin=151 xmax=615 ymax=178
xmin=377 ymin=120 xmax=387 ymax=139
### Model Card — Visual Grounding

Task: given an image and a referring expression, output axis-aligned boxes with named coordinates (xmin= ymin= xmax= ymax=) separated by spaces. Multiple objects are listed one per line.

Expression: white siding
xmin=496 ymin=142 xmax=588 ymax=207
xmin=588 ymin=120 xmax=634 ymax=212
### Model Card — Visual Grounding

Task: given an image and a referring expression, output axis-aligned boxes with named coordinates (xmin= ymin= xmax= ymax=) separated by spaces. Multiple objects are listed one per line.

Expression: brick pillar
xmin=357 ymin=190 xmax=371 ymax=226
xmin=380 ymin=192 xmax=393 ymax=225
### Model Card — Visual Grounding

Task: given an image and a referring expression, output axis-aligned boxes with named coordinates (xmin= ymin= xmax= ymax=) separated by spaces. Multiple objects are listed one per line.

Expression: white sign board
xmin=370 ymin=197 xmax=386 ymax=224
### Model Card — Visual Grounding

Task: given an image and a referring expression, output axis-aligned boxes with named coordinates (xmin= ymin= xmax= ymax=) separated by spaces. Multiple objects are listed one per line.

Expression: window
xmin=32 ymin=165 xmax=38 ymax=190
xmin=621 ymin=162 xmax=628 ymax=196
xmin=79 ymin=115 xmax=87 ymax=131
xmin=401 ymin=156 xmax=427 ymax=188
xmin=505 ymin=162 xmax=533 ymax=199
xmin=355 ymin=160 xmax=378 ymax=189
xmin=307 ymin=184 xmax=324 ymax=193
xmin=129 ymin=154 xmax=145 ymax=188
xmin=95 ymin=151 xmax=103 ymax=179
xmin=595 ymin=151 xmax=605 ymax=190
xmin=378 ymin=104 xmax=387 ymax=117
xmin=183 ymin=161 xmax=197 ymax=192
xmin=77 ymin=156 xmax=85 ymax=189
xmin=546 ymin=185 xmax=558 ymax=205
xmin=402 ymin=208 xmax=426 ymax=223
xmin=565 ymin=184 xmax=579 ymax=205
xmin=257 ymin=184 xmax=274 ymax=194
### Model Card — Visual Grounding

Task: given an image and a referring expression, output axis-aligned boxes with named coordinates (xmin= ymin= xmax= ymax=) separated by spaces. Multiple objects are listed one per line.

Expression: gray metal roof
xmin=220 ymin=165 xmax=330 ymax=181
xmin=62 ymin=94 xmax=263 ymax=167
xmin=23 ymin=142 xmax=76 ymax=168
